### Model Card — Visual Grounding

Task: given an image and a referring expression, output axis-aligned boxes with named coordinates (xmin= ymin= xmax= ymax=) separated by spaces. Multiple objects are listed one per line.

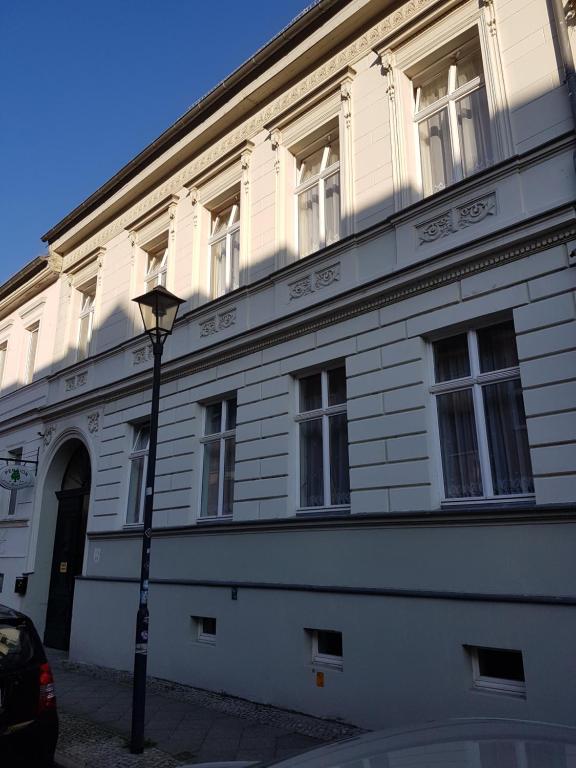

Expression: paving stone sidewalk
xmin=49 ymin=651 xmax=363 ymax=768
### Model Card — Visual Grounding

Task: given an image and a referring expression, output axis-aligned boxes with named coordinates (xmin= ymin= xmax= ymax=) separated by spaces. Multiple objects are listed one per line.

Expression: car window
xmin=0 ymin=623 xmax=34 ymax=670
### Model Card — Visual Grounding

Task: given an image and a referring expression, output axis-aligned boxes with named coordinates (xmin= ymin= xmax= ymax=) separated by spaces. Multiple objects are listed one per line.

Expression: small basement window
xmin=311 ymin=629 xmax=343 ymax=668
xmin=193 ymin=616 xmax=217 ymax=644
xmin=469 ymin=646 xmax=525 ymax=696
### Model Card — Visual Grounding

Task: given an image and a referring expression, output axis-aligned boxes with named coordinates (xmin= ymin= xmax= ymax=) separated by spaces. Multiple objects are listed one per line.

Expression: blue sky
xmin=0 ymin=0 xmax=313 ymax=284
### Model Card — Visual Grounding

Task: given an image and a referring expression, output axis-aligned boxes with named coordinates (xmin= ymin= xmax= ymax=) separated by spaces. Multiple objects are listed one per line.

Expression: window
xmin=431 ymin=321 xmax=533 ymax=501
xmin=469 ymin=646 xmax=526 ymax=696
xmin=126 ymin=424 xmax=150 ymax=525
xmin=413 ymin=34 xmax=493 ymax=196
xmin=24 ymin=323 xmax=39 ymax=385
xmin=6 ymin=448 xmax=22 ymax=517
xmin=311 ymin=629 xmax=343 ymax=668
xmin=296 ymin=136 xmax=340 ymax=257
xmin=209 ymin=201 xmax=240 ymax=298
xmin=144 ymin=240 xmax=168 ymax=292
xmin=200 ymin=398 xmax=237 ymax=518
xmin=0 ymin=341 xmax=6 ymax=389
xmin=77 ymin=283 xmax=96 ymax=362
xmin=194 ymin=616 xmax=217 ymax=644
xmin=296 ymin=367 xmax=350 ymax=509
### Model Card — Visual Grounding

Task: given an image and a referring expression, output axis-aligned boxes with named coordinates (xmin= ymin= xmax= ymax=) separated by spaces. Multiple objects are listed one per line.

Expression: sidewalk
xmin=49 ymin=651 xmax=362 ymax=768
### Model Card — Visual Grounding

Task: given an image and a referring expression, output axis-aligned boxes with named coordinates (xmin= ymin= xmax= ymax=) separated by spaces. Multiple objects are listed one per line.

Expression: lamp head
xmin=132 ymin=285 xmax=184 ymax=345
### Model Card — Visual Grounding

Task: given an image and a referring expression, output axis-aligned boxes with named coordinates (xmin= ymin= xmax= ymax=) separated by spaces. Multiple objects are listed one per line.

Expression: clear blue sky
xmin=0 ymin=0 xmax=313 ymax=284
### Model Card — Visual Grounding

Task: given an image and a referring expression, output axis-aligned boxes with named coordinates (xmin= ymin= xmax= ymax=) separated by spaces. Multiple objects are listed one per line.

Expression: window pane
xmin=437 ymin=390 xmax=483 ymax=498
xmin=205 ymin=403 xmax=222 ymax=435
xmin=434 ymin=334 xmax=470 ymax=382
xmin=211 ymin=239 xmax=226 ymax=298
xmin=134 ymin=425 xmax=150 ymax=452
xmin=0 ymin=343 xmax=6 ymax=386
xmin=201 ymin=441 xmax=220 ymax=517
xmin=230 ymin=228 xmax=240 ymax=291
xmin=78 ymin=313 xmax=91 ymax=361
xmin=324 ymin=171 xmax=340 ymax=246
xmin=477 ymin=648 xmax=524 ymax=682
xmin=127 ymin=456 xmax=145 ymax=524
xmin=299 ymin=147 xmax=324 ymax=181
xmin=329 ymin=413 xmax=350 ymax=505
xmin=298 ymin=186 xmax=320 ymax=257
xmin=202 ymin=617 xmax=217 ymax=636
xmin=299 ymin=373 xmax=322 ymax=412
xmin=483 ymin=379 xmax=534 ymax=495
xmin=26 ymin=327 xmax=39 ymax=383
xmin=456 ymin=88 xmax=493 ymax=178
xmin=225 ymin=398 xmax=237 ymax=430
xmin=328 ymin=367 xmax=347 ymax=406
xmin=300 ymin=419 xmax=324 ymax=507
xmin=317 ymin=630 xmax=342 ymax=657
xmin=212 ymin=206 xmax=232 ymax=236
xmin=326 ymin=140 xmax=340 ymax=167
xmin=456 ymin=48 xmax=483 ymax=88
xmin=419 ymin=108 xmax=453 ymax=196
xmin=477 ymin=321 xmax=518 ymax=372
xmin=418 ymin=68 xmax=449 ymax=109
xmin=222 ymin=437 xmax=236 ymax=516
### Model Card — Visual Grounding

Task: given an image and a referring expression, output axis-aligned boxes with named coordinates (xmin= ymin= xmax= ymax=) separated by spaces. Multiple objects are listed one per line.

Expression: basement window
xmin=469 ymin=646 xmax=525 ymax=696
xmin=311 ymin=629 xmax=343 ymax=668
xmin=193 ymin=616 xmax=217 ymax=644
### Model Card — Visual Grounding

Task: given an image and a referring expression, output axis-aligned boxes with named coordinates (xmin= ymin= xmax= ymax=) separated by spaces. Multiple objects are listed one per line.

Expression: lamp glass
xmin=133 ymin=286 xmax=184 ymax=340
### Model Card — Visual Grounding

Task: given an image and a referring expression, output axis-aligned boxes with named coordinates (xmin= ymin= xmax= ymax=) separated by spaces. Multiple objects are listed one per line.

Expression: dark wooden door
xmin=44 ymin=491 xmax=88 ymax=650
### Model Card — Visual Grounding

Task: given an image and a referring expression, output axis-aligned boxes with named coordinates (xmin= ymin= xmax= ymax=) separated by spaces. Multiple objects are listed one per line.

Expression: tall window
xmin=414 ymin=35 xmax=493 ymax=196
xmin=0 ymin=341 xmax=7 ymax=389
xmin=126 ymin=424 xmax=150 ymax=524
xmin=297 ymin=367 xmax=350 ymax=509
xmin=431 ymin=321 xmax=533 ymax=500
xmin=296 ymin=137 xmax=340 ymax=258
xmin=24 ymin=322 xmax=39 ymax=385
xmin=77 ymin=284 xmax=96 ymax=361
xmin=209 ymin=202 xmax=240 ymax=298
xmin=200 ymin=398 xmax=236 ymax=518
xmin=144 ymin=241 xmax=168 ymax=292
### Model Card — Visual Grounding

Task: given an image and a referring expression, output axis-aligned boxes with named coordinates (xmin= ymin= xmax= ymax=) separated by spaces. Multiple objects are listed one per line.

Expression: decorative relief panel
xmin=87 ymin=413 xmax=100 ymax=434
xmin=62 ymin=0 xmax=438 ymax=268
xmin=417 ymin=193 xmax=496 ymax=245
xmin=64 ymin=372 xmax=87 ymax=392
xmin=199 ymin=308 xmax=237 ymax=337
xmin=43 ymin=425 xmax=56 ymax=447
xmin=289 ymin=263 xmax=340 ymax=300
xmin=133 ymin=344 xmax=153 ymax=366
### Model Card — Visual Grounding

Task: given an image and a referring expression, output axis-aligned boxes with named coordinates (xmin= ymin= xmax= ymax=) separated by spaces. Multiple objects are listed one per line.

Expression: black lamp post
xmin=130 ymin=285 xmax=184 ymax=755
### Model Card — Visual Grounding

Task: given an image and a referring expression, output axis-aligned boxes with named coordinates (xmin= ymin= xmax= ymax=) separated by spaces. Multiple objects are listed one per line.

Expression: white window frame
xmin=24 ymin=322 xmax=39 ymax=385
xmin=0 ymin=341 xmax=7 ymax=389
xmin=194 ymin=616 xmax=217 ymax=644
xmin=144 ymin=242 xmax=168 ymax=292
xmin=470 ymin=646 xmax=526 ymax=697
xmin=199 ymin=398 xmax=237 ymax=519
xmin=208 ymin=201 xmax=240 ymax=298
xmin=294 ymin=136 xmax=340 ymax=258
xmin=296 ymin=367 xmax=350 ymax=512
xmin=413 ymin=36 xmax=492 ymax=196
xmin=77 ymin=284 xmax=96 ymax=362
xmin=311 ymin=629 xmax=343 ymax=669
xmin=429 ymin=324 xmax=534 ymax=504
xmin=126 ymin=424 xmax=150 ymax=526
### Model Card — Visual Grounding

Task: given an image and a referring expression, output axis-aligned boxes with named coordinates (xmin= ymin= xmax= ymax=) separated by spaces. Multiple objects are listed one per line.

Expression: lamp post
xmin=130 ymin=285 xmax=184 ymax=755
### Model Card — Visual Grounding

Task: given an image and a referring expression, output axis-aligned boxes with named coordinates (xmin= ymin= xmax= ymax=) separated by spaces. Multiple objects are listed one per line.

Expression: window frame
xmin=208 ymin=200 xmax=240 ymax=298
xmin=311 ymin=629 xmax=343 ymax=669
xmin=126 ymin=423 xmax=150 ymax=526
xmin=24 ymin=322 xmax=40 ymax=385
xmin=199 ymin=397 xmax=237 ymax=520
xmin=469 ymin=646 xmax=526 ymax=697
xmin=144 ymin=241 xmax=168 ymax=292
xmin=0 ymin=340 xmax=7 ymax=390
xmin=194 ymin=616 xmax=217 ymax=644
xmin=76 ymin=283 xmax=96 ymax=362
xmin=295 ymin=366 xmax=350 ymax=512
xmin=428 ymin=322 xmax=534 ymax=504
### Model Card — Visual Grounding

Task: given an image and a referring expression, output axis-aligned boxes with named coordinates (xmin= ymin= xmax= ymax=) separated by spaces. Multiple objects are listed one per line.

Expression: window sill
xmin=197 ymin=515 xmax=233 ymax=525
xmin=312 ymin=658 xmax=343 ymax=671
xmin=441 ymin=496 xmax=535 ymax=511
xmin=471 ymin=681 xmax=526 ymax=699
xmin=296 ymin=506 xmax=350 ymax=517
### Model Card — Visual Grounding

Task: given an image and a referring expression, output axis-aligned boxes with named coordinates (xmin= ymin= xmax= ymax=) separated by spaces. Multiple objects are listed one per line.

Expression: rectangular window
xmin=311 ymin=629 xmax=343 ymax=668
xmin=431 ymin=321 xmax=533 ymax=501
xmin=0 ymin=341 xmax=7 ymax=389
xmin=209 ymin=202 xmax=240 ymax=298
xmin=469 ymin=646 xmax=526 ymax=696
xmin=297 ymin=367 xmax=350 ymax=509
xmin=24 ymin=323 xmax=39 ymax=385
xmin=200 ymin=398 xmax=237 ymax=518
xmin=296 ymin=136 xmax=340 ymax=258
xmin=414 ymin=33 xmax=493 ymax=196
xmin=126 ymin=424 xmax=150 ymax=525
xmin=194 ymin=616 xmax=217 ymax=644
xmin=144 ymin=241 xmax=168 ymax=292
xmin=77 ymin=284 xmax=96 ymax=362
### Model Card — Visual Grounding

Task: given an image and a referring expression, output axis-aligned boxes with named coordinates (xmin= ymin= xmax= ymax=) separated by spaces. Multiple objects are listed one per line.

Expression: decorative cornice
xmin=289 ymin=263 xmax=341 ymax=299
xmin=417 ymin=193 xmax=497 ymax=244
xmin=58 ymin=0 xmax=440 ymax=267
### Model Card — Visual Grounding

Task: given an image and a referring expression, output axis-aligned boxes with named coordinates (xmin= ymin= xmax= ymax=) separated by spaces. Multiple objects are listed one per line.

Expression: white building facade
xmin=1 ymin=0 xmax=575 ymax=729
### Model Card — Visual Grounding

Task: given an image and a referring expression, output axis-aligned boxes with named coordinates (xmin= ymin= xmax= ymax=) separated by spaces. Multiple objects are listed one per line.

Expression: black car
xmin=0 ymin=603 xmax=58 ymax=767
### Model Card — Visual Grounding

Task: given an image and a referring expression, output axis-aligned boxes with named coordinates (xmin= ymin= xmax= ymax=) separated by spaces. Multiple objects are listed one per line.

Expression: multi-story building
xmin=1 ymin=0 xmax=575 ymax=729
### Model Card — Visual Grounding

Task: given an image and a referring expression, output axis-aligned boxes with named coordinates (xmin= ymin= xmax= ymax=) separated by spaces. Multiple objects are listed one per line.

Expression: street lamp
xmin=130 ymin=285 xmax=184 ymax=755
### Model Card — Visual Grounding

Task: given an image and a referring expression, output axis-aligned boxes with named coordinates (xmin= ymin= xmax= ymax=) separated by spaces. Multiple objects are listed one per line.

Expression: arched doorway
xmin=43 ymin=442 xmax=91 ymax=650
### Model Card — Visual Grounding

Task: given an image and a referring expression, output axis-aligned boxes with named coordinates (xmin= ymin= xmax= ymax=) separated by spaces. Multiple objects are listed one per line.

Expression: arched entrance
xmin=43 ymin=442 xmax=91 ymax=650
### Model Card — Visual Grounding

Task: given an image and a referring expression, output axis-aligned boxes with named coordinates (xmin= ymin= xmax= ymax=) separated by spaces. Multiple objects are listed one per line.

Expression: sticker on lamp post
xmin=0 ymin=465 xmax=35 ymax=490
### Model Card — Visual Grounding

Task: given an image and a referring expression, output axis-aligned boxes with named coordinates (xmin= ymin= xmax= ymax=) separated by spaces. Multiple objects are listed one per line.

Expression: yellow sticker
xmin=59 ymin=562 xmax=68 ymax=573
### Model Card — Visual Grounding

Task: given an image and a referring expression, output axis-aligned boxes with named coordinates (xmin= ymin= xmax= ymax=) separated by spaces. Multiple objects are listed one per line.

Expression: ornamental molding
xmin=43 ymin=425 xmax=56 ymax=446
xmin=87 ymin=412 xmax=100 ymax=433
xmin=64 ymin=371 xmax=87 ymax=392
xmin=133 ymin=344 xmax=153 ymax=366
xmin=417 ymin=193 xmax=497 ymax=245
xmin=289 ymin=263 xmax=340 ymax=299
xmin=60 ymin=0 xmax=439 ymax=267
xmin=199 ymin=308 xmax=237 ymax=337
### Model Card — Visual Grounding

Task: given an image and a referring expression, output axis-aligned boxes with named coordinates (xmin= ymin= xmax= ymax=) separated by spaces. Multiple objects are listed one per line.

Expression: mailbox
xmin=14 ymin=575 xmax=28 ymax=595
